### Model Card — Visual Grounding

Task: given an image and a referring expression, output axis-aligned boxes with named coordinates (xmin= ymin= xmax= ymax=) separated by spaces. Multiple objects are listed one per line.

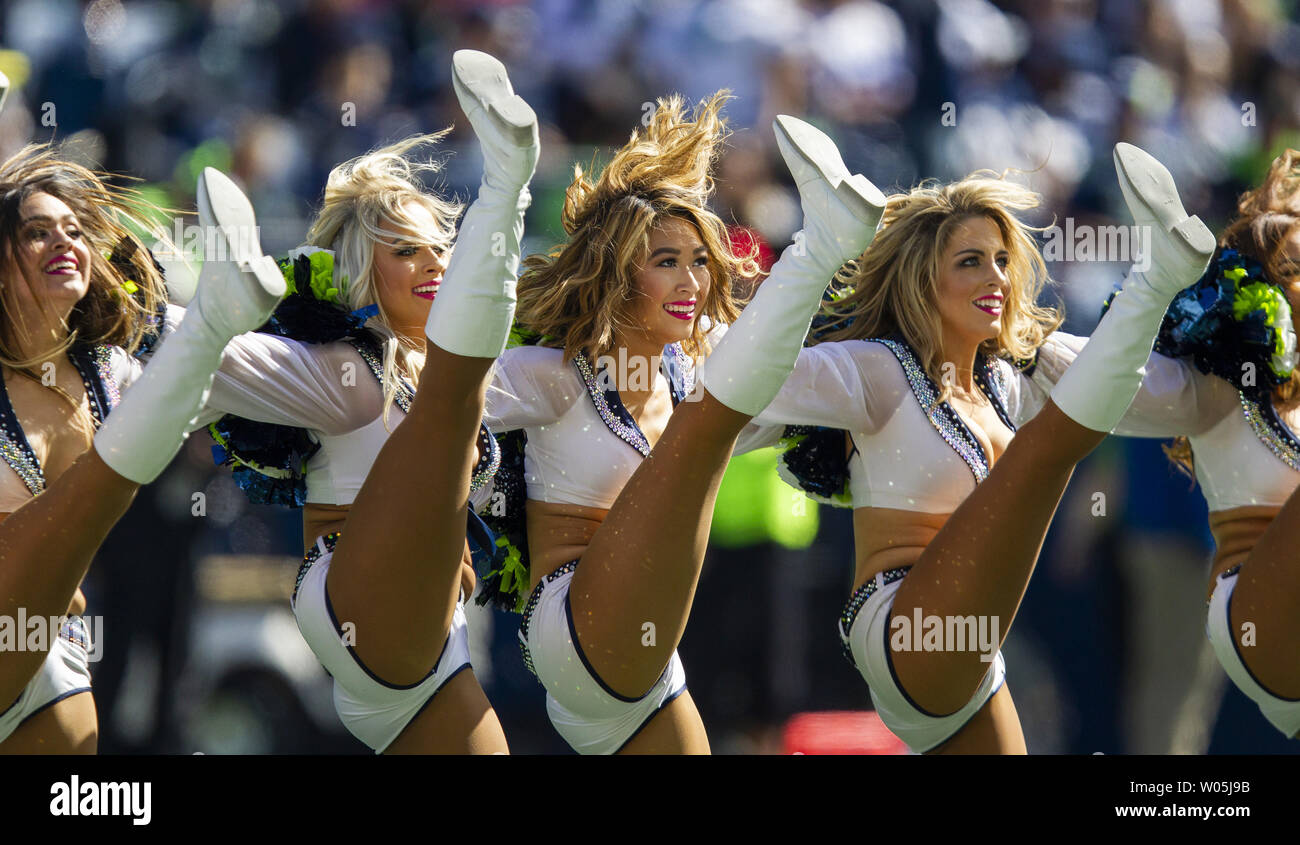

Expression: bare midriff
xmin=850 ymin=506 xmax=951 ymax=590
xmin=303 ymin=502 xmax=350 ymax=553
xmin=1206 ymin=505 xmax=1280 ymax=597
xmin=527 ymin=499 xmax=608 ymax=588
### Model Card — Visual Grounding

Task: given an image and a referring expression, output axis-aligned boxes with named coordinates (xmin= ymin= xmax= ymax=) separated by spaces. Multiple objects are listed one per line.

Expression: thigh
xmin=926 ymin=685 xmax=1026 ymax=755
xmin=0 ymin=692 xmax=98 ymax=755
xmin=383 ymin=669 xmax=508 ymax=755
xmin=616 ymin=691 xmax=710 ymax=755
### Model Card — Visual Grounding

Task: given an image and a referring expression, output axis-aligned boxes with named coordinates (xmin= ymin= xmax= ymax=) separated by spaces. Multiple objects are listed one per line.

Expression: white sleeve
xmin=746 ymin=339 xmax=905 ymax=433
xmin=484 ymin=345 xmax=581 ymax=432
xmin=160 ymin=307 xmax=384 ymax=435
xmin=1012 ymin=331 xmax=1237 ymax=437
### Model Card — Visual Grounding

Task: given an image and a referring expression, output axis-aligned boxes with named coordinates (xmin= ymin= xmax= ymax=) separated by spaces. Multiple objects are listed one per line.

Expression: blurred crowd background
xmin=1 ymin=0 xmax=1297 ymax=754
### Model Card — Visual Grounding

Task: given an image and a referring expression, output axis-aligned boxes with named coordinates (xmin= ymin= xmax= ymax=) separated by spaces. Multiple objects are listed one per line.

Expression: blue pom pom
xmin=211 ymin=444 xmax=227 ymax=465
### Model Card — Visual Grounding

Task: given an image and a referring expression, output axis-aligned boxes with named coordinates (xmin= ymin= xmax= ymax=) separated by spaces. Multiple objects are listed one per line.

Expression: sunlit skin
xmin=302 ymin=201 xmax=484 ymax=600
xmin=934 ymin=215 xmax=1011 ymax=393
xmin=620 ymin=216 xmax=712 ymax=361
xmin=522 ymin=215 xmax=722 ymax=753
xmin=6 ymin=193 xmax=94 ymax=356
xmin=0 ymin=193 xmax=105 ymax=753
xmin=370 ymin=200 xmax=451 ymax=348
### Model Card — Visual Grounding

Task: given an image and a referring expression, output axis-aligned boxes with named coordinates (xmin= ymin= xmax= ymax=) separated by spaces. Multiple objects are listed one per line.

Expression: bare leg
xmin=319 ymin=49 xmax=536 ymax=755
xmin=1227 ymin=483 xmax=1300 ymax=698
xmin=927 ymin=685 xmax=1027 ymax=755
xmin=571 ymin=393 xmax=750 ymax=697
xmin=571 ymin=115 xmax=886 ymax=700
xmin=0 ymin=692 xmax=97 ymax=755
xmin=383 ymin=668 xmax=509 ymax=754
xmin=327 ymin=348 xmax=493 ymax=684
xmin=0 ymin=451 xmax=137 ymax=704
xmin=617 ymin=691 xmax=711 ymax=754
xmin=890 ymin=402 xmax=1104 ymax=715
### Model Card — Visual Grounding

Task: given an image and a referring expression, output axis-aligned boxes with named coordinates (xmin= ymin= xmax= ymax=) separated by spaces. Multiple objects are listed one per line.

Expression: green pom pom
xmin=307 ymin=252 xmax=337 ymax=303
xmin=277 ymin=257 xmax=298 ymax=295
xmin=488 ymin=536 xmax=530 ymax=613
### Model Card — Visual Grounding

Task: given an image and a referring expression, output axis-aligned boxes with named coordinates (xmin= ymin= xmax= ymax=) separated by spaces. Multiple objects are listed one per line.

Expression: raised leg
xmin=570 ymin=116 xmax=886 ymax=698
xmin=322 ymin=49 xmax=537 ymax=740
xmin=891 ymin=142 xmax=1216 ymax=717
xmin=1226 ymin=483 xmax=1300 ymax=699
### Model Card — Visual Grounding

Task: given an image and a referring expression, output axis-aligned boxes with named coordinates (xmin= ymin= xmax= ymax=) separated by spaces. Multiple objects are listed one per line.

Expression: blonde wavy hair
xmin=305 ymin=133 xmax=463 ymax=424
xmin=1167 ymin=148 xmax=1300 ymax=473
xmin=0 ymin=143 xmax=169 ymax=369
xmin=815 ymin=174 xmax=1063 ymax=398
xmin=516 ymin=91 xmax=756 ymax=364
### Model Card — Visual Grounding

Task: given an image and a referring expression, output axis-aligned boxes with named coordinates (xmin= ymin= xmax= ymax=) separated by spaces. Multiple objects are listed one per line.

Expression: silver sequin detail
xmin=875 ymin=338 xmax=991 ymax=483
xmin=838 ymin=566 xmax=911 ymax=664
xmin=347 ymin=339 xmax=414 ymax=414
xmin=572 ymin=354 xmax=651 ymax=457
xmin=1239 ymin=392 xmax=1300 ymax=472
xmin=0 ymin=426 xmax=42 ymax=495
xmin=518 ymin=559 xmax=579 ymax=678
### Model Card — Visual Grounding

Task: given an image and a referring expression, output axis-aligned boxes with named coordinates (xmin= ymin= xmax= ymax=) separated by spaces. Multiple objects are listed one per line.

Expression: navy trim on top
xmin=573 ymin=342 xmax=694 ymax=459
xmin=0 ymin=370 xmax=45 ymax=496
xmin=872 ymin=335 xmax=1013 ymax=484
xmin=67 ymin=345 xmax=113 ymax=426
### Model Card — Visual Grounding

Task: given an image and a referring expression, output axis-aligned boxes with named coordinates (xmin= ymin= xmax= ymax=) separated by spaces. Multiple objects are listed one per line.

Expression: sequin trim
xmin=517 ymin=559 xmax=579 ymax=678
xmin=976 ymin=355 xmax=1016 ymax=433
xmin=90 ymin=345 xmax=120 ymax=412
xmin=572 ymin=354 xmax=651 ymax=457
xmin=59 ymin=616 xmax=91 ymax=650
xmin=837 ymin=566 xmax=911 ymax=664
xmin=295 ymin=532 xmax=341 ymax=604
xmin=1239 ymin=392 xmax=1300 ymax=473
xmin=347 ymin=338 xmax=415 ymax=414
xmin=0 ymin=425 xmax=43 ymax=495
xmin=571 ymin=344 xmax=694 ymax=458
xmin=873 ymin=337 xmax=1004 ymax=483
xmin=470 ymin=424 xmax=502 ymax=495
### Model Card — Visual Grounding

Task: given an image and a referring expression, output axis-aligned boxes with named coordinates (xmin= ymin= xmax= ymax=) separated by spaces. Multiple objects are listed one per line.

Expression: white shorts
xmin=0 ymin=616 xmax=93 ymax=745
xmin=292 ymin=534 xmax=473 ymax=753
xmin=1206 ymin=566 xmax=1300 ymax=738
xmin=839 ymin=568 xmax=1006 ymax=753
xmin=519 ymin=562 xmax=687 ymax=755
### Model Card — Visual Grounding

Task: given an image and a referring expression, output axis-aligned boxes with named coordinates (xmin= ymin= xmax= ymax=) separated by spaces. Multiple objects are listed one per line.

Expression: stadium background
xmin=0 ymin=0 xmax=1297 ymax=753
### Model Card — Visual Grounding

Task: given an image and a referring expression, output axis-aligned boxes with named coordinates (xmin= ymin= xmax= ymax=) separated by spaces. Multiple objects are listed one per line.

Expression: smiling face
xmin=369 ymin=200 xmax=451 ymax=338
xmin=7 ymin=191 xmax=94 ymax=323
xmin=934 ymin=215 xmax=1010 ymax=352
xmin=624 ymin=215 xmax=712 ymax=350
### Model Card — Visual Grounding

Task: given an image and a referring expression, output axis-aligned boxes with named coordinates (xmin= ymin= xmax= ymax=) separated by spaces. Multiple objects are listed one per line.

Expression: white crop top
xmin=1023 ymin=332 xmax=1300 ymax=512
xmin=483 ymin=343 xmax=701 ymax=510
xmin=164 ymin=301 xmax=501 ymax=510
xmin=746 ymin=331 xmax=1300 ymax=514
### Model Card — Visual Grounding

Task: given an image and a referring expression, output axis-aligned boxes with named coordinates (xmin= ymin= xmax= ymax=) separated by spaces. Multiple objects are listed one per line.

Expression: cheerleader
xmin=0 ymin=146 xmax=283 ymax=752
xmin=1045 ymin=150 xmax=1300 ymax=740
xmin=479 ymin=101 xmax=886 ymax=753
xmin=198 ymin=50 xmax=537 ymax=753
xmin=745 ymin=142 xmax=1217 ymax=752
